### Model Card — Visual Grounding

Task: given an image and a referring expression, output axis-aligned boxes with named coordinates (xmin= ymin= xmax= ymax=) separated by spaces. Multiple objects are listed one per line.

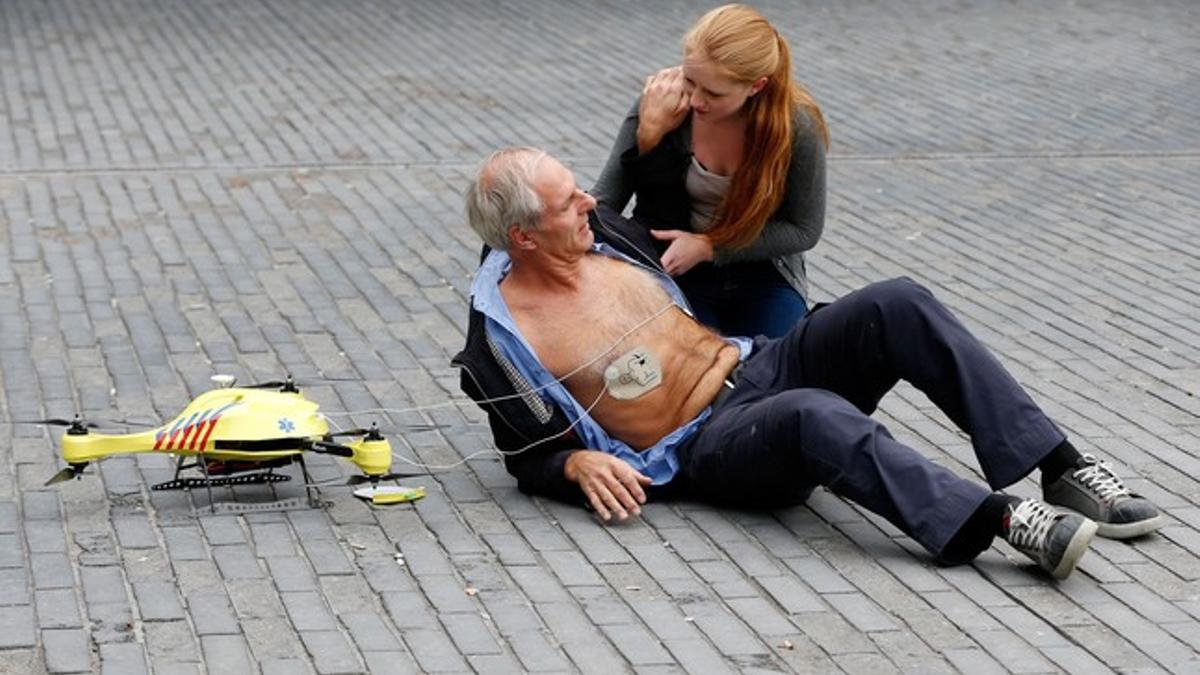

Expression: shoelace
xmin=1007 ymin=500 xmax=1057 ymax=553
xmin=1072 ymin=454 xmax=1131 ymax=505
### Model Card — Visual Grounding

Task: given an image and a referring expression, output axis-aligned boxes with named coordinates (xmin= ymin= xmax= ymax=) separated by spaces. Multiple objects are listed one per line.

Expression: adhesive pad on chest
xmin=603 ymin=347 xmax=662 ymax=400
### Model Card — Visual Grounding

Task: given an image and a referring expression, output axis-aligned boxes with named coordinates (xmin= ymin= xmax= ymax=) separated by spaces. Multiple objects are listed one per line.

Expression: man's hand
xmin=653 ymin=229 xmax=714 ymax=276
xmin=637 ymin=66 xmax=691 ymax=155
xmin=564 ymin=450 xmax=652 ymax=522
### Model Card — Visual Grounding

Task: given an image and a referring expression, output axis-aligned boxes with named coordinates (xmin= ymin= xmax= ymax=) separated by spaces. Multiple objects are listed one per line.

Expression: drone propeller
xmin=15 ymin=415 xmax=158 ymax=430
xmin=343 ymin=471 xmax=428 ymax=486
xmin=44 ymin=463 xmax=89 ymax=486
xmin=239 ymin=376 xmax=300 ymax=393
xmin=326 ymin=428 xmax=375 ymax=438
xmin=27 ymin=417 xmax=101 ymax=429
xmin=309 ymin=440 xmax=354 ymax=457
xmin=326 ymin=423 xmax=447 ymax=437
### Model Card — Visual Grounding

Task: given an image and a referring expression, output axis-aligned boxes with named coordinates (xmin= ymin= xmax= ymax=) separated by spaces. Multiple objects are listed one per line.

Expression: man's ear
xmin=508 ymin=225 xmax=537 ymax=251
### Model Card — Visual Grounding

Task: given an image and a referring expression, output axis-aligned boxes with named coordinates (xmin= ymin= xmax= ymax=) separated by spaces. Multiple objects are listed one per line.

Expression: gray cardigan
xmin=591 ymin=100 xmax=826 ymax=297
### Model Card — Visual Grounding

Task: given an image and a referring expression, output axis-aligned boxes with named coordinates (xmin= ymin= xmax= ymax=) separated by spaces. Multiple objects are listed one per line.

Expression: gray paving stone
xmin=199 ymin=635 xmax=253 ymax=675
xmin=151 ymin=664 xmax=203 ymax=675
xmin=24 ymin=520 xmax=68 ymax=554
xmin=261 ymin=658 xmax=315 ymax=675
xmin=42 ymin=628 xmax=92 ymax=674
xmin=298 ymin=539 xmax=355 ymax=576
xmin=212 ymin=545 xmax=264 ymax=580
xmin=757 ymin=574 xmax=826 ymax=615
xmin=249 ymin=522 xmax=298 ymax=557
xmin=112 ymin=514 xmax=158 ymax=549
xmin=30 ymin=552 xmax=74 ymax=590
xmin=0 ymin=503 xmax=18 ymax=534
xmin=187 ymin=592 xmax=241 ymax=636
xmin=0 ymin=566 xmax=30 ymax=605
xmin=143 ymin=619 xmax=201 ymax=665
xmin=162 ymin=526 xmax=209 ymax=561
xmin=360 ymin=650 xmax=420 ymax=674
xmin=401 ymin=627 xmax=471 ymax=673
xmin=36 ymin=589 xmax=82 ymax=629
xmin=199 ymin=516 xmax=246 ymax=546
xmin=297 ymin=630 xmax=363 ymax=675
xmin=0 ymin=533 xmax=23 ymax=567
xmin=266 ymin=556 xmax=319 ymax=593
xmin=99 ymin=642 xmax=149 ymax=675
xmin=339 ymin=611 xmax=403 ymax=653
xmin=824 ymin=592 xmax=899 ymax=633
xmin=281 ymin=591 xmax=337 ymax=632
xmin=22 ymin=491 xmax=62 ymax=521
xmin=87 ymin=602 xmax=137 ymax=644
xmin=133 ymin=581 xmax=186 ymax=621
xmin=80 ymin=566 xmax=126 ymax=605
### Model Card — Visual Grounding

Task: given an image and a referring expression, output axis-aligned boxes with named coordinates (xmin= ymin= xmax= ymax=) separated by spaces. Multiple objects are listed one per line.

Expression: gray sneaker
xmin=1004 ymin=498 xmax=1097 ymax=579
xmin=1042 ymin=453 xmax=1165 ymax=539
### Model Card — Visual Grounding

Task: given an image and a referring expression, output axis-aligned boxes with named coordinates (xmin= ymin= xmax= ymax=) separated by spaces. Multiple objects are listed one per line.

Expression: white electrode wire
xmin=387 ymin=381 xmax=610 ymax=471
xmin=321 ymin=298 xmax=675 ymax=417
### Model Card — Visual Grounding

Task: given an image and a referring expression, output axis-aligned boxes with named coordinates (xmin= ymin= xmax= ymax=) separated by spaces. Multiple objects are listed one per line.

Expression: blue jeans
xmin=677 ymin=260 xmax=807 ymax=338
xmin=671 ymin=278 xmax=1064 ymax=560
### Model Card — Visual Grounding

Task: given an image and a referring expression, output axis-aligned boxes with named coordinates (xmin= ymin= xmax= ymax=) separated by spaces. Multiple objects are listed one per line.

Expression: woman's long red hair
xmin=684 ymin=4 xmax=829 ymax=250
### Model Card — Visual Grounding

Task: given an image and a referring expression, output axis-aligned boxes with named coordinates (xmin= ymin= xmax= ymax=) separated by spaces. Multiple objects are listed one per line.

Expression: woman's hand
xmin=637 ymin=66 xmax=691 ymax=154
xmin=564 ymin=450 xmax=651 ymax=522
xmin=652 ymin=229 xmax=714 ymax=276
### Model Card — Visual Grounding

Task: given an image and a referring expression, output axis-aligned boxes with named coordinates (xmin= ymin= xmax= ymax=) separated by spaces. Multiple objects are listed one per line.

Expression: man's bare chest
xmin=512 ymin=258 xmax=674 ymax=381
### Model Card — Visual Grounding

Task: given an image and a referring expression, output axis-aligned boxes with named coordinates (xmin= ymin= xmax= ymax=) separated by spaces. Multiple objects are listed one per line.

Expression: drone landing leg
xmin=173 ymin=455 xmax=189 ymax=481
xmin=198 ymin=459 xmax=217 ymax=513
xmin=296 ymin=455 xmax=321 ymax=508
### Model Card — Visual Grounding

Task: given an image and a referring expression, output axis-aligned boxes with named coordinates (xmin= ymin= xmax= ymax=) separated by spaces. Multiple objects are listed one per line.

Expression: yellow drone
xmin=40 ymin=377 xmax=426 ymax=508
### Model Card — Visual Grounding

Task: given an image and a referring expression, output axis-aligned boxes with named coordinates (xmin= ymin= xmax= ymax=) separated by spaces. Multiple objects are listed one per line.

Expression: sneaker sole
xmin=1051 ymin=518 xmax=1098 ymax=580
xmin=1096 ymin=513 xmax=1166 ymax=539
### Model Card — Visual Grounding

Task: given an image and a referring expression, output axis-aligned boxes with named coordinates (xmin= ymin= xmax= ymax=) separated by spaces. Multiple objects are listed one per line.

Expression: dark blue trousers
xmin=672 ymin=278 xmax=1064 ymax=558
xmin=678 ymin=260 xmax=809 ymax=339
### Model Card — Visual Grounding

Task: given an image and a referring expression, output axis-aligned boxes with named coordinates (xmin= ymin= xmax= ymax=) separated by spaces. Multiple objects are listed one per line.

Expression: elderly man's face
xmin=526 ymin=156 xmax=597 ymax=256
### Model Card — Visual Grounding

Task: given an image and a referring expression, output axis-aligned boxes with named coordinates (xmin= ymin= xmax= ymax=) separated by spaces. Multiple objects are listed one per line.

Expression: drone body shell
xmin=61 ymin=388 xmax=329 ymax=465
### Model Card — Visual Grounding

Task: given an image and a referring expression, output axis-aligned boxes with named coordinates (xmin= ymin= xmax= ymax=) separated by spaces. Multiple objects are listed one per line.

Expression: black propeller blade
xmin=309 ymin=440 xmax=354 ymax=458
xmin=26 ymin=418 xmax=100 ymax=429
xmin=28 ymin=417 xmax=158 ymax=429
xmin=327 ymin=428 xmax=373 ymax=438
xmin=45 ymin=463 xmax=89 ymax=486
xmin=326 ymin=423 xmax=446 ymax=437
xmin=241 ymin=376 xmax=300 ymax=393
xmin=344 ymin=471 xmax=428 ymax=486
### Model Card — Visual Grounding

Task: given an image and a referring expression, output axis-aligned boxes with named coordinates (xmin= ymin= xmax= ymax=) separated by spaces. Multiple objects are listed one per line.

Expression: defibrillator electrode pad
xmin=603 ymin=347 xmax=663 ymax=400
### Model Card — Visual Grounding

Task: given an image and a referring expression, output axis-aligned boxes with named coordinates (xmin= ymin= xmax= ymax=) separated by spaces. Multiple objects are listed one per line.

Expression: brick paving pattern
xmin=1 ymin=0 xmax=1198 ymax=672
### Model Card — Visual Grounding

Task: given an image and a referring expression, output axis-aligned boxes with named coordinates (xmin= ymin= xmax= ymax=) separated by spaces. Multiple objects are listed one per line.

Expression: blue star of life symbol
xmin=278 ymin=418 xmax=296 ymax=433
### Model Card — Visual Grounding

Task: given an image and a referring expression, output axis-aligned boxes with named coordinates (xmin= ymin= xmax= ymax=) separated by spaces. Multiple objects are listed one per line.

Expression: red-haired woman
xmin=593 ymin=4 xmax=829 ymax=338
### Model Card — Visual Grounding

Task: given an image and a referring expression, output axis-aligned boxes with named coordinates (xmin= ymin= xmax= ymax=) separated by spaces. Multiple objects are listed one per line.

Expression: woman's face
xmin=682 ymin=53 xmax=764 ymax=122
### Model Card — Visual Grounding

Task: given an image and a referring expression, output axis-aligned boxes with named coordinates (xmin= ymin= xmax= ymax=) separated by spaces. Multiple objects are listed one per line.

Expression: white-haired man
xmin=452 ymin=147 xmax=1163 ymax=578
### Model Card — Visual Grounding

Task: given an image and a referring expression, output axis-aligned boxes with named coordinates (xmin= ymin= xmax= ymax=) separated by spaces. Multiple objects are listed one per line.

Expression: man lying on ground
xmin=452 ymin=147 xmax=1164 ymax=579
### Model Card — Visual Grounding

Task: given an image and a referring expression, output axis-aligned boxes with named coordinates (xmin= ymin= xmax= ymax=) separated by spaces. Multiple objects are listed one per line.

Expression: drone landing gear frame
xmin=153 ymin=455 xmax=325 ymax=513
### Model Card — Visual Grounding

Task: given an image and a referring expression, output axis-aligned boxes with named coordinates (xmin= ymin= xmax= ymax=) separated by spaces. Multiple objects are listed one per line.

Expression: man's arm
xmin=564 ymin=450 xmax=651 ymax=521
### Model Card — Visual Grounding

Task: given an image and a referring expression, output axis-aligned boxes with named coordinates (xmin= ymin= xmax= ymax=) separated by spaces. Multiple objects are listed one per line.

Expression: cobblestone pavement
xmin=1 ymin=1 xmax=1198 ymax=672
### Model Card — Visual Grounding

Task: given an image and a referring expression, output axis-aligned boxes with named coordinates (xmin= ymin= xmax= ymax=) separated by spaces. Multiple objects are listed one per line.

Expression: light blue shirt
xmin=471 ymin=244 xmax=752 ymax=485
